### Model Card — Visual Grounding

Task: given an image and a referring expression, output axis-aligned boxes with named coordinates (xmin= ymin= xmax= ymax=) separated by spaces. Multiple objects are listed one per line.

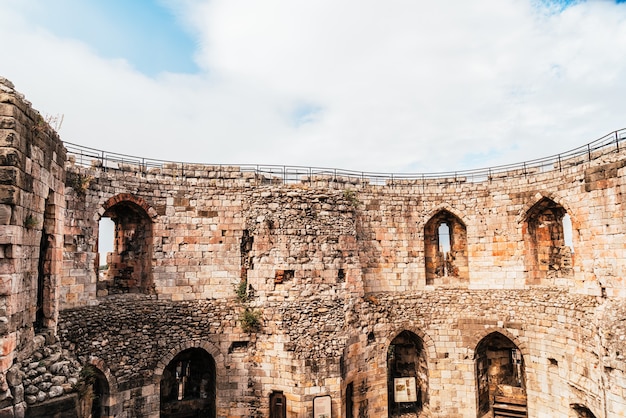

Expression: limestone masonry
xmin=0 ymin=77 xmax=625 ymax=417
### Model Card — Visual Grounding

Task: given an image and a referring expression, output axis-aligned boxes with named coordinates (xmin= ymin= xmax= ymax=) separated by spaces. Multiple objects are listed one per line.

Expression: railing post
xmin=558 ymin=155 xmax=562 ymax=171
xmin=588 ymin=144 xmax=591 ymax=161
xmin=616 ymin=131 xmax=620 ymax=152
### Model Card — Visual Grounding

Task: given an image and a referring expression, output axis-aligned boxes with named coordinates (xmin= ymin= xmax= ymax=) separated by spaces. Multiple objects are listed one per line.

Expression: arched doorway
xmin=77 ymin=365 xmax=110 ymax=418
xmin=160 ymin=348 xmax=216 ymax=418
xmin=475 ymin=332 xmax=526 ymax=418
xmin=387 ymin=331 xmax=428 ymax=416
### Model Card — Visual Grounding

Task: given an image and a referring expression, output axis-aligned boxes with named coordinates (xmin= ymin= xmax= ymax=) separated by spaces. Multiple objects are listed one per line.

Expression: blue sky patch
xmin=290 ymin=103 xmax=323 ymax=128
xmin=28 ymin=0 xmax=198 ymax=76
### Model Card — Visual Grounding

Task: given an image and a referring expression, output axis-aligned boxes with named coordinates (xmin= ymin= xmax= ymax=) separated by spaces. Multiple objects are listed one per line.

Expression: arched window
xmin=387 ymin=331 xmax=428 ymax=416
xmin=160 ymin=348 xmax=216 ymax=418
xmin=523 ymin=197 xmax=573 ymax=284
xmin=424 ymin=210 xmax=468 ymax=285
xmin=98 ymin=198 xmax=153 ymax=295
xmin=475 ymin=333 xmax=526 ymax=418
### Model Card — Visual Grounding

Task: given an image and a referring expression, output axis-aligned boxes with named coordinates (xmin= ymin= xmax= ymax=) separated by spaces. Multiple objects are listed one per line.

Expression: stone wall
xmin=0 ymin=78 xmax=66 ymax=417
xmin=1 ymin=78 xmax=626 ymax=417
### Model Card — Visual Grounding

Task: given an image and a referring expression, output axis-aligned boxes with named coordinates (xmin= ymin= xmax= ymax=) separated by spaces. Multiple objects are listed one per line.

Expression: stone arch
xmin=384 ymin=328 xmax=433 ymax=416
xmin=516 ymin=192 xmax=575 ymax=224
xmin=154 ymin=340 xmax=226 ymax=382
xmin=420 ymin=205 xmax=468 ymax=229
xmin=86 ymin=356 xmax=119 ymax=395
xmin=96 ymin=193 xmax=156 ymax=295
xmin=79 ymin=358 xmax=117 ymax=418
xmin=473 ymin=331 xmax=527 ymax=418
xmin=424 ymin=208 xmax=469 ymax=284
xmin=521 ymin=195 xmax=573 ymax=284
xmin=467 ymin=328 xmax=529 ymax=360
xmin=570 ymin=403 xmax=598 ymax=418
xmin=156 ymin=342 xmax=223 ymax=418
xmin=379 ymin=326 xmax=438 ymax=363
xmin=100 ymin=193 xmax=158 ymax=220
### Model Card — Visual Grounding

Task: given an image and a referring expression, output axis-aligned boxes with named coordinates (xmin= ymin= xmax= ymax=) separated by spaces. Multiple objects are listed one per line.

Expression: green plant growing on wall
xmin=240 ymin=308 xmax=261 ymax=333
xmin=343 ymin=189 xmax=360 ymax=208
xmin=24 ymin=214 xmax=38 ymax=229
xmin=68 ymin=173 xmax=94 ymax=197
xmin=234 ymin=279 xmax=248 ymax=302
xmin=73 ymin=364 xmax=98 ymax=396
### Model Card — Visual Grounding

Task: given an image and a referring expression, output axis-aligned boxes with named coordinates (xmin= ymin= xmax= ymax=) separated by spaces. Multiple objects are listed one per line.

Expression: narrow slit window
xmin=562 ymin=213 xmax=574 ymax=253
xmin=438 ymin=223 xmax=451 ymax=276
xmin=98 ymin=217 xmax=115 ymax=270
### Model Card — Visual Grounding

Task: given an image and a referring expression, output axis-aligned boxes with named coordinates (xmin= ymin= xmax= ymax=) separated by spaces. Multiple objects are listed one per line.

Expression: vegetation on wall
xmin=68 ymin=172 xmax=94 ymax=197
xmin=23 ymin=214 xmax=39 ymax=229
xmin=240 ymin=308 xmax=261 ymax=333
xmin=234 ymin=279 xmax=248 ymax=303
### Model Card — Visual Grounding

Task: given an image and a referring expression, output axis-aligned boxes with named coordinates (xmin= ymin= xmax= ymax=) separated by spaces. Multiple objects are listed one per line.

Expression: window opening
xmin=438 ymin=223 xmax=451 ymax=276
xmin=563 ymin=213 xmax=574 ymax=252
xmin=97 ymin=200 xmax=153 ymax=295
xmin=98 ymin=217 xmax=115 ymax=273
xmin=424 ymin=210 xmax=468 ymax=284
xmin=524 ymin=198 xmax=573 ymax=282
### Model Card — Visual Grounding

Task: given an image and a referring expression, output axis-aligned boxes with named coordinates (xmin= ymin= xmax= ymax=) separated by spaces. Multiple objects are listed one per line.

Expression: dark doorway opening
xmin=387 ymin=331 xmax=428 ymax=417
xmin=270 ymin=391 xmax=286 ymax=418
xmin=476 ymin=333 xmax=526 ymax=418
xmin=160 ymin=348 xmax=216 ymax=418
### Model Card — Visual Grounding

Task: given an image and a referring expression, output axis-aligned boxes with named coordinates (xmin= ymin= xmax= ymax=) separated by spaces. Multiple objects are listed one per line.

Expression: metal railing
xmin=65 ymin=128 xmax=626 ymax=186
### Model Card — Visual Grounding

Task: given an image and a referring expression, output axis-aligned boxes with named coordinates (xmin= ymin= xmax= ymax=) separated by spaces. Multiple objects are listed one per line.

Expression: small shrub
xmin=234 ymin=279 xmax=248 ymax=302
xmin=73 ymin=364 xmax=98 ymax=396
xmin=68 ymin=173 xmax=94 ymax=196
xmin=24 ymin=214 xmax=38 ymax=229
xmin=240 ymin=308 xmax=261 ymax=333
xmin=343 ymin=189 xmax=360 ymax=208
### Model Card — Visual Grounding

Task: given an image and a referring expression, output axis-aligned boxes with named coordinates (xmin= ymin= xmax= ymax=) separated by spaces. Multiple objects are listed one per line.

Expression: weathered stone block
xmin=0 ymin=187 xmax=18 ymax=206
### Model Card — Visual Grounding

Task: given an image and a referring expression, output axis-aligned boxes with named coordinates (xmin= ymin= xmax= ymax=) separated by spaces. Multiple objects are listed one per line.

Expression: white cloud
xmin=1 ymin=0 xmax=626 ymax=173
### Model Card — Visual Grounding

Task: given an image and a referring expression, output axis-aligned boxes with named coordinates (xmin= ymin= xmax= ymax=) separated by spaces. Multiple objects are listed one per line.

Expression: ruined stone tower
xmin=1 ymin=77 xmax=625 ymax=417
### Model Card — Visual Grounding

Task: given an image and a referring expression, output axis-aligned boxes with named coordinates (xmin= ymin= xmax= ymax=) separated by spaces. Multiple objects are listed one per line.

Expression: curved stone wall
xmin=0 ymin=78 xmax=625 ymax=417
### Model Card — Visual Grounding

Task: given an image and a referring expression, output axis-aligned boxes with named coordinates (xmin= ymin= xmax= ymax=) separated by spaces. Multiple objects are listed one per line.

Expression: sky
xmin=2 ymin=0 xmax=626 ymax=173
